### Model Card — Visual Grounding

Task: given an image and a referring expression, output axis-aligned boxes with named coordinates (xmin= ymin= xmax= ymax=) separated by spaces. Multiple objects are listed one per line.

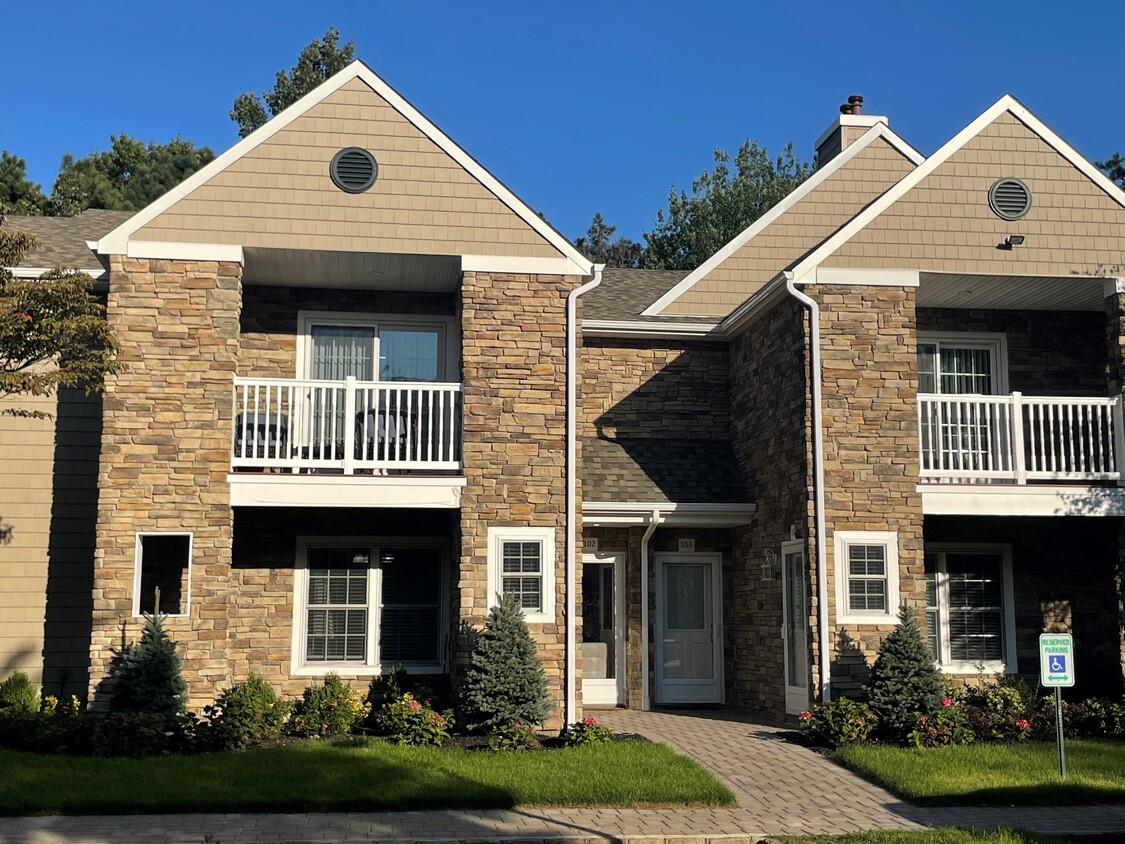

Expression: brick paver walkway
xmin=3 ymin=708 xmax=1125 ymax=843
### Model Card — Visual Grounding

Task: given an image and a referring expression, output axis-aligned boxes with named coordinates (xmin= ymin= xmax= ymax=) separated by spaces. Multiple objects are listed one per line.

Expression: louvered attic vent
xmin=330 ymin=147 xmax=378 ymax=193
xmin=988 ymin=178 xmax=1032 ymax=221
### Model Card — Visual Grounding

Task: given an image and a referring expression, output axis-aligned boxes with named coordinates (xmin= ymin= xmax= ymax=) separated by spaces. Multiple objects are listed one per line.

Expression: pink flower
xmin=582 ymin=716 xmax=597 ymax=725
xmin=407 ymin=698 xmax=423 ymax=712
xmin=941 ymin=697 xmax=952 ymax=707
xmin=1016 ymin=719 xmax=1030 ymax=729
xmin=798 ymin=710 xmax=812 ymax=721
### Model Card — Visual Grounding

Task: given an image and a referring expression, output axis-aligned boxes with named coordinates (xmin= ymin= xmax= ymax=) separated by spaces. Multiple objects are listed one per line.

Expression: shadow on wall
xmin=831 ymin=629 xmax=870 ymax=699
xmin=41 ymin=389 xmax=101 ymax=701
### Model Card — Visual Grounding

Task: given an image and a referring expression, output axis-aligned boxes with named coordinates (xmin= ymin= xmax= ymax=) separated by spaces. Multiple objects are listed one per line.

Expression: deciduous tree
xmin=230 ymin=27 xmax=356 ymax=138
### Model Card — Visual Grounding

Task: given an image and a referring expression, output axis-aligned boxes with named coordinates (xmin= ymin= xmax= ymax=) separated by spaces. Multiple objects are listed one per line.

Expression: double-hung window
xmin=924 ymin=545 xmax=1016 ymax=673
xmin=293 ymin=541 xmax=446 ymax=675
xmin=487 ymin=527 xmax=556 ymax=623
xmin=834 ymin=531 xmax=900 ymax=625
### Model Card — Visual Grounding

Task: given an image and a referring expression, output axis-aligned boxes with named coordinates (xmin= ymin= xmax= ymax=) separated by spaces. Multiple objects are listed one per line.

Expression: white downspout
xmin=784 ymin=273 xmax=831 ymax=703
xmin=640 ymin=508 xmax=663 ymax=710
xmin=565 ymin=263 xmax=603 ymax=725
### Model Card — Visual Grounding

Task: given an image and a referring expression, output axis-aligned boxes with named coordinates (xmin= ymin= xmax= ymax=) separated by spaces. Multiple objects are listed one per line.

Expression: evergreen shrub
xmin=864 ymin=604 xmax=943 ymax=739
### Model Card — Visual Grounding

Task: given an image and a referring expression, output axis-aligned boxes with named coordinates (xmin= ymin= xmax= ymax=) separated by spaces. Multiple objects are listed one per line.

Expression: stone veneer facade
xmin=91 ymin=256 xmax=243 ymax=702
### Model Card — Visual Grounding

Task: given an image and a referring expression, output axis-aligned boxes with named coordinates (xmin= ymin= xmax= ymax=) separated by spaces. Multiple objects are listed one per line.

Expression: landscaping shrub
xmin=291 ymin=673 xmax=371 ymax=737
xmin=798 ymin=697 xmax=876 ymax=747
xmin=908 ymin=698 xmax=976 ymax=748
xmin=0 ymin=671 xmax=38 ymax=716
xmin=28 ymin=696 xmax=96 ymax=755
xmin=561 ymin=715 xmax=614 ymax=747
xmin=204 ymin=674 xmax=291 ymax=750
xmin=488 ymin=721 xmax=540 ymax=751
xmin=377 ymin=692 xmax=452 ymax=746
xmin=107 ymin=612 xmax=188 ymax=729
xmin=864 ymin=604 xmax=943 ymax=739
xmin=459 ymin=593 xmax=552 ymax=732
xmin=366 ymin=665 xmax=436 ymax=713
xmin=92 ymin=711 xmax=170 ymax=757
xmin=962 ymin=682 xmax=1032 ymax=742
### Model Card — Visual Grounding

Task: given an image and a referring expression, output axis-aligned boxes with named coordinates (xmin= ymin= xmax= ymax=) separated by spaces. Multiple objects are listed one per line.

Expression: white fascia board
xmin=790 ymin=94 xmax=1125 ymax=281
xmin=582 ymin=501 xmax=756 ymax=527
xmin=809 ymin=267 xmax=920 ymax=287
xmin=718 ymin=274 xmax=790 ymax=337
xmin=580 ymin=319 xmax=724 ymax=340
xmin=461 ymin=254 xmax=584 ymax=276
xmin=919 ymin=484 xmax=1125 ymax=517
xmin=641 ymin=123 xmax=925 ymax=318
xmin=125 ymin=241 xmax=244 ymax=263
xmin=228 ymin=474 xmax=465 ymax=508
xmin=7 ymin=266 xmax=108 ymax=280
xmin=95 ymin=61 xmax=593 ymax=276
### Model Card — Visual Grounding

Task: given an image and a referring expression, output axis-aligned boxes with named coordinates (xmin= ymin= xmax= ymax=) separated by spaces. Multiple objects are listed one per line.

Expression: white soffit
xmin=920 ymin=485 xmax=1125 ymax=517
xmin=917 ymin=272 xmax=1105 ymax=311
xmin=242 ymin=247 xmax=461 ymax=291
xmin=228 ymin=474 xmax=465 ymax=508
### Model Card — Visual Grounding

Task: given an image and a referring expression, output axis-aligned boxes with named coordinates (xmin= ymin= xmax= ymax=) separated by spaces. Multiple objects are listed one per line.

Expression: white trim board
xmin=228 ymin=474 xmax=465 ymax=508
xmin=580 ymin=319 xmax=723 ymax=340
xmin=582 ymin=501 xmax=755 ymax=527
xmin=7 ymin=266 xmax=108 ymax=280
xmin=641 ymin=122 xmax=924 ymax=317
xmin=919 ymin=484 xmax=1125 ymax=517
xmin=94 ymin=60 xmax=594 ymax=277
xmin=790 ymin=94 xmax=1125 ymax=282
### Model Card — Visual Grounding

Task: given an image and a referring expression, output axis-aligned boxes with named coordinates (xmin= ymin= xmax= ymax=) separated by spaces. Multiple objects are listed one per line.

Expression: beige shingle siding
xmin=823 ymin=112 xmax=1125 ymax=274
xmin=0 ymin=390 xmax=99 ymax=690
xmin=665 ymin=137 xmax=916 ymax=316
xmin=134 ymin=78 xmax=563 ymax=259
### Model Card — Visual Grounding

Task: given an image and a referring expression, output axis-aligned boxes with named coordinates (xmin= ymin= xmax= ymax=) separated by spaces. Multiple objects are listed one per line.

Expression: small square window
xmin=135 ymin=534 xmax=191 ymax=616
xmin=487 ymin=527 xmax=555 ymax=622
xmin=834 ymin=531 xmax=899 ymax=625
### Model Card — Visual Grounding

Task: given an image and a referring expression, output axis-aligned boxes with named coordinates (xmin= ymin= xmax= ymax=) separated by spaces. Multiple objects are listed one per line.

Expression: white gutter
xmin=640 ymin=507 xmax=663 ymax=710
xmin=784 ymin=272 xmax=831 ymax=703
xmin=565 ymin=263 xmax=604 ymax=725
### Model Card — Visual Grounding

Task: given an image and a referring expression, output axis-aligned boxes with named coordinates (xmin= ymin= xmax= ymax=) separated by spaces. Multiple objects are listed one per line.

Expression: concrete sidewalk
xmin=3 ymin=708 xmax=1123 ymax=843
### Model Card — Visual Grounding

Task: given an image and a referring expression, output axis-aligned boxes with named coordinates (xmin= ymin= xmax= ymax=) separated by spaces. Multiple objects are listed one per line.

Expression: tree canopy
xmin=0 ymin=152 xmax=47 ymax=216
xmin=1098 ymin=153 xmax=1125 ymax=190
xmin=0 ymin=216 xmax=122 ymax=417
xmin=574 ymin=212 xmax=643 ymax=268
xmin=231 ymin=27 xmax=356 ymax=138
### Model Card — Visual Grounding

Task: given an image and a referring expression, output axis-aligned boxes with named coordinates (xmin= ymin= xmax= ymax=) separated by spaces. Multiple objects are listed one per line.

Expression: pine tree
xmin=108 ymin=611 xmax=188 ymax=727
xmin=460 ymin=593 xmax=552 ymax=731
xmin=863 ymin=604 xmax=944 ymax=738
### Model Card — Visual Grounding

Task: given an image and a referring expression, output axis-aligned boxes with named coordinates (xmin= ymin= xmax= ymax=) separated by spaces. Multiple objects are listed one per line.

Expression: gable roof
xmin=789 ymin=94 xmax=1125 ymax=280
xmin=95 ymin=61 xmax=594 ymax=275
xmin=643 ymin=122 xmax=924 ymax=317
xmin=583 ymin=268 xmax=713 ymax=323
xmin=582 ymin=437 xmax=752 ymax=504
xmin=5 ymin=209 xmax=129 ymax=275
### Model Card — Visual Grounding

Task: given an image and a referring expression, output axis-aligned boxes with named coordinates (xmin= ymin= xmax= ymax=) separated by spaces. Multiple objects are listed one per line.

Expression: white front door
xmin=655 ymin=554 xmax=722 ymax=705
xmin=781 ymin=540 xmax=810 ymax=715
xmin=581 ymin=554 xmax=624 ymax=706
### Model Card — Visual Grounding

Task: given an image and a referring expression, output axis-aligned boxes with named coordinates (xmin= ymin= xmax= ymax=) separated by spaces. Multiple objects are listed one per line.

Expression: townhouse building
xmin=2 ymin=62 xmax=1123 ymax=722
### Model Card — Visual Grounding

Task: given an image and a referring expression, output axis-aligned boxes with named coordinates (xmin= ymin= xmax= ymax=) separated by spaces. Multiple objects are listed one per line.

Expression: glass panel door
xmin=656 ymin=556 xmax=721 ymax=704
xmin=918 ymin=341 xmax=998 ymax=473
xmin=581 ymin=563 xmax=616 ymax=680
xmin=309 ymin=326 xmax=376 ymax=454
xmin=782 ymin=545 xmax=809 ymax=715
xmin=379 ymin=328 xmax=440 ymax=382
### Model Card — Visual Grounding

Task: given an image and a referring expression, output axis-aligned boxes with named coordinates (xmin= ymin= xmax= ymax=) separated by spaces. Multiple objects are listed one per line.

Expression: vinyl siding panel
xmin=135 ymin=78 xmax=563 ymax=260
xmin=665 ymin=137 xmax=916 ymax=316
xmin=822 ymin=111 xmax=1125 ymax=274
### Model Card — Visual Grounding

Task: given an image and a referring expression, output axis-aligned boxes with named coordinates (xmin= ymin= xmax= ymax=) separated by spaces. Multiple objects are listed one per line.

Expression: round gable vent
xmin=988 ymin=178 xmax=1032 ymax=220
xmin=330 ymin=147 xmax=378 ymax=193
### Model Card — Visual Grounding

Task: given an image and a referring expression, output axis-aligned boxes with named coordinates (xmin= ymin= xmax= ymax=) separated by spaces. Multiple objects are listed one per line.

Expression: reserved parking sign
xmin=1039 ymin=633 xmax=1075 ymax=688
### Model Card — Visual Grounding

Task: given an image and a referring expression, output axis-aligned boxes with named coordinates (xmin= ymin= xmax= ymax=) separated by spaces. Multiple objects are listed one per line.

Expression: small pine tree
xmin=864 ymin=604 xmax=943 ymax=738
xmin=108 ymin=611 xmax=187 ymax=727
xmin=460 ymin=594 xmax=552 ymax=731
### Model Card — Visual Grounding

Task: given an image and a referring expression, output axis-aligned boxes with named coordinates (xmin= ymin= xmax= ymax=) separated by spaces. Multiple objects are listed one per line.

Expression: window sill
xmin=939 ymin=660 xmax=1013 ymax=675
xmin=520 ymin=610 xmax=554 ymax=624
xmin=290 ymin=662 xmax=445 ymax=677
xmin=835 ymin=612 xmax=899 ymax=626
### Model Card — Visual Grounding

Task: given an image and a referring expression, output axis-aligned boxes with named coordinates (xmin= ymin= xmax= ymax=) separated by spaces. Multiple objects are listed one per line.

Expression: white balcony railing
xmin=232 ymin=377 xmax=461 ymax=474
xmin=918 ymin=392 xmax=1125 ymax=484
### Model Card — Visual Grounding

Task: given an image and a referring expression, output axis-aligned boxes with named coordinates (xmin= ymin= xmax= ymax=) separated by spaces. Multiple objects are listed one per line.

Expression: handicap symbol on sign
xmin=1050 ymin=655 xmax=1067 ymax=674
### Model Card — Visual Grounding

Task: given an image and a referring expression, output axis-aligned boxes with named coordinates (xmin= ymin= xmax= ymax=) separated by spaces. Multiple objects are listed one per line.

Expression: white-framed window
xmin=295 ymin=311 xmax=458 ymax=383
xmin=833 ymin=531 xmax=900 ymax=625
xmin=132 ymin=533 xmax=193 ymax=617
xmin=924 ymin=544 xmax=1017 ymax=674
xmin=291 ymin=538 xmax=447 ymax=676
xmin=917 ymin=332 xmax=1008 ymax=396
xmin=487 ymin=527 xmax=556 ymax=623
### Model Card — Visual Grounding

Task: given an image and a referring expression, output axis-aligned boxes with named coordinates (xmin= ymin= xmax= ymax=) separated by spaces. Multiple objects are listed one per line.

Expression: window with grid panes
xmin=502 ymin=541 xmax=543 ymax=612
xmin=924 ymin=548 xmax=1010 ymax=670
xmin=305 ymin=548 xmax=369 ymax=663
xmin=847 ymin=544 xmax=888 ymax=613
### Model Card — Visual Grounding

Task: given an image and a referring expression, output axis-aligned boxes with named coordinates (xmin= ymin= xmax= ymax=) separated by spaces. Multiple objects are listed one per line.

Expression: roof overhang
xmin=583 ymin=501 xmax=755 ymax=527
xmin=581 ymin=319 xmax=724 ymax=340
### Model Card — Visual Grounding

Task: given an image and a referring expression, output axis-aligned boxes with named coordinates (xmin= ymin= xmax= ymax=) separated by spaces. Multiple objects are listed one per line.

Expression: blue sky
xmin=6 ymin=0 xmax=1123 ymax=242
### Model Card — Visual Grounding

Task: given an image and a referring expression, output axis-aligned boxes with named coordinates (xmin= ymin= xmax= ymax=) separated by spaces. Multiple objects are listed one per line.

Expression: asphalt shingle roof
xmin=582 ymin=437 xmax=752 ymax=504
xmin=4 ymin=209 xmax=130 ymax=271
xmin=583 ymin=268 xmax=717 ymax=323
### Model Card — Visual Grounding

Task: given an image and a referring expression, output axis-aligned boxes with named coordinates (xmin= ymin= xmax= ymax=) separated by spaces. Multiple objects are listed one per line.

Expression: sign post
xmin=1039 ymin=632 xmax=1075 ymax=780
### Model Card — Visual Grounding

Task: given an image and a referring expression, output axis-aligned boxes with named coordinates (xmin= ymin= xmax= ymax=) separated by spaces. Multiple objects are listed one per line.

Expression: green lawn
xmin=784 ymin=832 xmax=1078 ymax=844
xmin=0 ymin=738 xmax=734 ymax=815
xmin=837 ymin=740 xmax=1125 ymax=805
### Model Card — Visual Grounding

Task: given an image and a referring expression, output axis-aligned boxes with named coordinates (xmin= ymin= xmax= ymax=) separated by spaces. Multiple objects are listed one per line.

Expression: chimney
xmin=813 ymin=94 xmax=888 ymax=167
